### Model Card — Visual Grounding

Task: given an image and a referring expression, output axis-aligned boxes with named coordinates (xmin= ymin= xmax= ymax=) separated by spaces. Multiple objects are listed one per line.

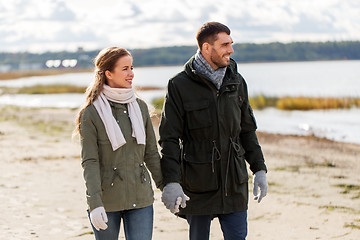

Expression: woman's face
xmin=105 ymin=55 xmax=134 ymax=88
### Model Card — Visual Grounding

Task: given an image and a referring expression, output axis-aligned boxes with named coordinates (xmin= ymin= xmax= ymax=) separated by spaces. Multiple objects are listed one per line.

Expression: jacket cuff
xmin=250 ymin=161 xmax=267 ymax=175
xmin=87 ymin=194 xmax=103 ymax=212
xmin=156 ymin=181 xmax=165 ymax=191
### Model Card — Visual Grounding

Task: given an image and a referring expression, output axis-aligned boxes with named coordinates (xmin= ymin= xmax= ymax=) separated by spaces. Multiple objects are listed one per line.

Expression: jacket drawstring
xmin=212 ymin=140 xmax=221 ymax=173
xmin=224 ymin=137 xmax=241 ymax=196
xmin=111 ymin=167 xmax=123 ymax=186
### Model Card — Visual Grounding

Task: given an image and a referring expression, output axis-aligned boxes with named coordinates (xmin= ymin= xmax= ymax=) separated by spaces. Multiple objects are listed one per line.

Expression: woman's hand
xmin=90 ymin=206 xmax=108 ymax=231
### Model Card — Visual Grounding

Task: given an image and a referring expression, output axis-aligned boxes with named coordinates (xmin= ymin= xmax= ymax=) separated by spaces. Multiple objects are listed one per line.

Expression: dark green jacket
xmin=80 ymin=98 xmax=163 ymax=212
xmin=159 ymin=56 xmax=267 ymax=215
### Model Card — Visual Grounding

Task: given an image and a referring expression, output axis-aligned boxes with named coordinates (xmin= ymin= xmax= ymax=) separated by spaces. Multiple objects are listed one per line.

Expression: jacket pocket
xmin=183 ymin=153 xmax=218 ymax=192
xmin=100 ymin=171 xmax=113 ymax=191
xmin=229 ymin=149 xmax=249 ymax=195
xmin=136 ymin=162 xmax=153 ymax=202
xmin=184 ymin=100 xmax=212 ymax=130
xmin=234 ymin=149 xmax=249 ymax=185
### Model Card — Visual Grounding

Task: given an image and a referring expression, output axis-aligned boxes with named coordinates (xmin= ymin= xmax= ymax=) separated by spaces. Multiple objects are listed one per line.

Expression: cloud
xmin=0 ymin=0 xmax=359 ymax=52
xmin=49 ymin=1 xmax=76 ymax=21
xmin=0 ymin=0 xmax=75 ymax=21
xmin=54 ymin=27 xmax=101 ymax=43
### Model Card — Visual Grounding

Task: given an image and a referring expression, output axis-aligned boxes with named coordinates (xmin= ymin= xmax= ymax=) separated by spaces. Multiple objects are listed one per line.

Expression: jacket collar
xmin=184 ymin=55 xmax=240 ymax=87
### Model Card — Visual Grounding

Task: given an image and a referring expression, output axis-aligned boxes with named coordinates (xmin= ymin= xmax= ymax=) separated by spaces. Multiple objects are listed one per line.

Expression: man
xmin=159 ymin=22 xmax=268 ymax=240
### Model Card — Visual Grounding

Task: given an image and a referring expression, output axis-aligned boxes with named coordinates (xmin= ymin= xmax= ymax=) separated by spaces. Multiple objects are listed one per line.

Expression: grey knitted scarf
xmin=193 ymin=50 xmax=227 ymax=89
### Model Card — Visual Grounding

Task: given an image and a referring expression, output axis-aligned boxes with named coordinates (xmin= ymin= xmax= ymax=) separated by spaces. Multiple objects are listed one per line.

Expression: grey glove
xmin=253 ymin=170 xmax=268 ymax=203
xmin=161 ymin=183 xmax=190 ymax=213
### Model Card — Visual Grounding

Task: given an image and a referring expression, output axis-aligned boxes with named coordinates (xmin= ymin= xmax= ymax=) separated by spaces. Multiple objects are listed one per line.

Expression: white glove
xmin=90 ymin=206 xmax=108 ymax=231
xmin=162 ymin=183 xmax=190 ymax=213
xmin=253 ymin=170 xmax=268 ymax=203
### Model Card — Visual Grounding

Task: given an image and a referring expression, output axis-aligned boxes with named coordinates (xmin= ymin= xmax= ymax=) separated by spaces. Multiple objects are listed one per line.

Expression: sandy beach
xmin=1 ymin=106 xmax=359 ymax=240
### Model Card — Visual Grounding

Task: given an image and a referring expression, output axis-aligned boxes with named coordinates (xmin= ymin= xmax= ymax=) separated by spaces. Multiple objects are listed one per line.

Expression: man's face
xmin=208 ymin=32 xmax=234 ymax=69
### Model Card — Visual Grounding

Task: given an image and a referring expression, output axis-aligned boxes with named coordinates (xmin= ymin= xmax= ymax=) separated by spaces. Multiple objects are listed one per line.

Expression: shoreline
xmin=1 ymin=59 xmax=359 ymax=81
xmin=257 ymin=131 xmax=360 ymax=147
xmin=1 ymin=105 xmax=359 ymax=146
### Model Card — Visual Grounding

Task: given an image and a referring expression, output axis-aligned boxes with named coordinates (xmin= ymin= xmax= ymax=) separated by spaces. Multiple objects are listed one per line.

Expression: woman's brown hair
xmin=73 ymin=47 xmax=132 ymax=137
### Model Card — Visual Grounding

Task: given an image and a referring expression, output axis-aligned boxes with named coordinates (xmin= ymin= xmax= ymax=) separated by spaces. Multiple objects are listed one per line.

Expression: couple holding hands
xmin=74 ymin=22 xmax=268 ymax=240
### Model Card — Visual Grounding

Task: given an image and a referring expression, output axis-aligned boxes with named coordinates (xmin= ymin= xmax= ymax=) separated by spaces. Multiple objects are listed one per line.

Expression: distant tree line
xmin=231 ymin=41 xmax=360 ymax=62
xmin=0 ymin=41 xmax=359 ymax=71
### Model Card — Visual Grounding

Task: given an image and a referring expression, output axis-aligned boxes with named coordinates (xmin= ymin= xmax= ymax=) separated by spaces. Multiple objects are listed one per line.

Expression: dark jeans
xmin=88 ymin=205 xmax=153 ymax=240
xmin=186 ymin=211 xmax=247 ymax=240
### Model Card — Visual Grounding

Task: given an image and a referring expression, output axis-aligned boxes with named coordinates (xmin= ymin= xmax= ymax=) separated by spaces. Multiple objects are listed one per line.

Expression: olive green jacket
xmin=80 ymin=98 xmax=163 ymax=212
xmin=159 ymin=57 xmax=267 ymax=215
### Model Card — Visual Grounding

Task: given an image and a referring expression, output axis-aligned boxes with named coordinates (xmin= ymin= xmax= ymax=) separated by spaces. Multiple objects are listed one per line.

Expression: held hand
xmin=90 ymin=206 xmax=108 ymax=231
xmin=253 ymin=170 xmax=268 ymax=203
xmin=162 ymin=183 xmax=190 ymax=213
xmin=172 ymin=195 xmax=190 ymax=213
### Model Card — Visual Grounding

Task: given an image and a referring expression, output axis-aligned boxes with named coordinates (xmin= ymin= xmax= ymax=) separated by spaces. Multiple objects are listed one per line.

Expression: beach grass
xmin=319 ymin=205 xmax=359 ymax=214
xmin=151 ymin=95 xmax=360 ymax=111
xmin=333 ymin=184 xmax=360 ymax=193
xmin=151 ymin=97 xmax=165 ymax=111
xmin=333 ymin=184 xmax=360 ymax=198
xmin=0 ymin=105 xmax=75 ymax=136
xmin=344 ymin=223 xmax=360 ymax=230
xmin=0 ymin=84 xmax=165 ymax=95
xmin=0 ymin=68 xmax=92 ymax=80
xmin=276 ymin=97 xmax=360 ymax=110
xmin=0 ymin=84 xmax=87 ymax=94
xmin=249 ymin=95 xmax=277 ymax=109
xmin=17 ymin=84 xmax=87 ymax=94
xmin=1 ymin=81 xmax=360 ymax=111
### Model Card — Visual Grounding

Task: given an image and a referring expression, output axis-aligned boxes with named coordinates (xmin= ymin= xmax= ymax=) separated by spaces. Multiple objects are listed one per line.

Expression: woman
xmin=74 ymin=47 xmax=163 ymax=240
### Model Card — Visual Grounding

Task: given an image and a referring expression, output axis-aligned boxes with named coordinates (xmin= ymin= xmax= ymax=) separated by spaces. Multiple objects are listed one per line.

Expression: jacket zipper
xmin=212 ymin=140 xmax=221 ymax=173
xmin=199 ymin=76 xmax=238 ymax=197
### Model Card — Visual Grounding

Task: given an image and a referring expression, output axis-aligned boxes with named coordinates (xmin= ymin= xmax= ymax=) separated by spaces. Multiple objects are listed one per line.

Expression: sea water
xmin=0 ymin=60 xmax=359 ymax=144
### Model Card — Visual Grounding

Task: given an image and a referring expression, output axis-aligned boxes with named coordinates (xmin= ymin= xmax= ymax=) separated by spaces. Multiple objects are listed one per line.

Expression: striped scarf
xmin=193 ymin=50 xmax=227 ymax=89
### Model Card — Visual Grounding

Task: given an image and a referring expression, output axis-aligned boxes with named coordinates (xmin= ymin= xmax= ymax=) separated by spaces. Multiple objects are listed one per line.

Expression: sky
xmin=0 ymin=0 xmax=359 ymax=53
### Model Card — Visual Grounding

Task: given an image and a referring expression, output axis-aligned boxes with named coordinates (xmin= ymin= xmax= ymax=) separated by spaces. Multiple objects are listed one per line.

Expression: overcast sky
xmin=0 ymin=0 xmax=359 ymax=53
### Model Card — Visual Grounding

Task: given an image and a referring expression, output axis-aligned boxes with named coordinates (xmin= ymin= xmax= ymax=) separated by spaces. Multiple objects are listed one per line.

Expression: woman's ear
xmin=105 ymin=70 xmax=112 ymax=80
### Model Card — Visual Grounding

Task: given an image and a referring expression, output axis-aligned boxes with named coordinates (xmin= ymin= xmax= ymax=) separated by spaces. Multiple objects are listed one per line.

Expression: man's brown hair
xmin=196 ymin=22 xmax=231 ymax=50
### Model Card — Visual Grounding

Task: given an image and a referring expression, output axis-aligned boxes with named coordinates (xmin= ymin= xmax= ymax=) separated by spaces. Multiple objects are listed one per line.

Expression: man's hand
xmin=253 ymin=170 xmax=268 ymax=203
xmin=90 ymin=206 xmax=108 ymax=231
xmin=162 ymin=183 xmax=190 ymax=213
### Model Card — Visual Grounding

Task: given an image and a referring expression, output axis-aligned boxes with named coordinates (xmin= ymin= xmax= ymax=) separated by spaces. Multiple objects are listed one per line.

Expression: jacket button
xmin=124 ymin=110 xmax=127 ymax=114
xmin=133 ymin=203 xmax=136 ymax=207
xmin=113 ymin=167 xmax=117 ymax=170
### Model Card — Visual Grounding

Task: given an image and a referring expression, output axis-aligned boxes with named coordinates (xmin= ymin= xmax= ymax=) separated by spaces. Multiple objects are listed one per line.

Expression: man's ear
xmin=201 ymin=42 xmax=211 ymax=56
xmin=202 ymin=42 xmax=209 ymax=52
